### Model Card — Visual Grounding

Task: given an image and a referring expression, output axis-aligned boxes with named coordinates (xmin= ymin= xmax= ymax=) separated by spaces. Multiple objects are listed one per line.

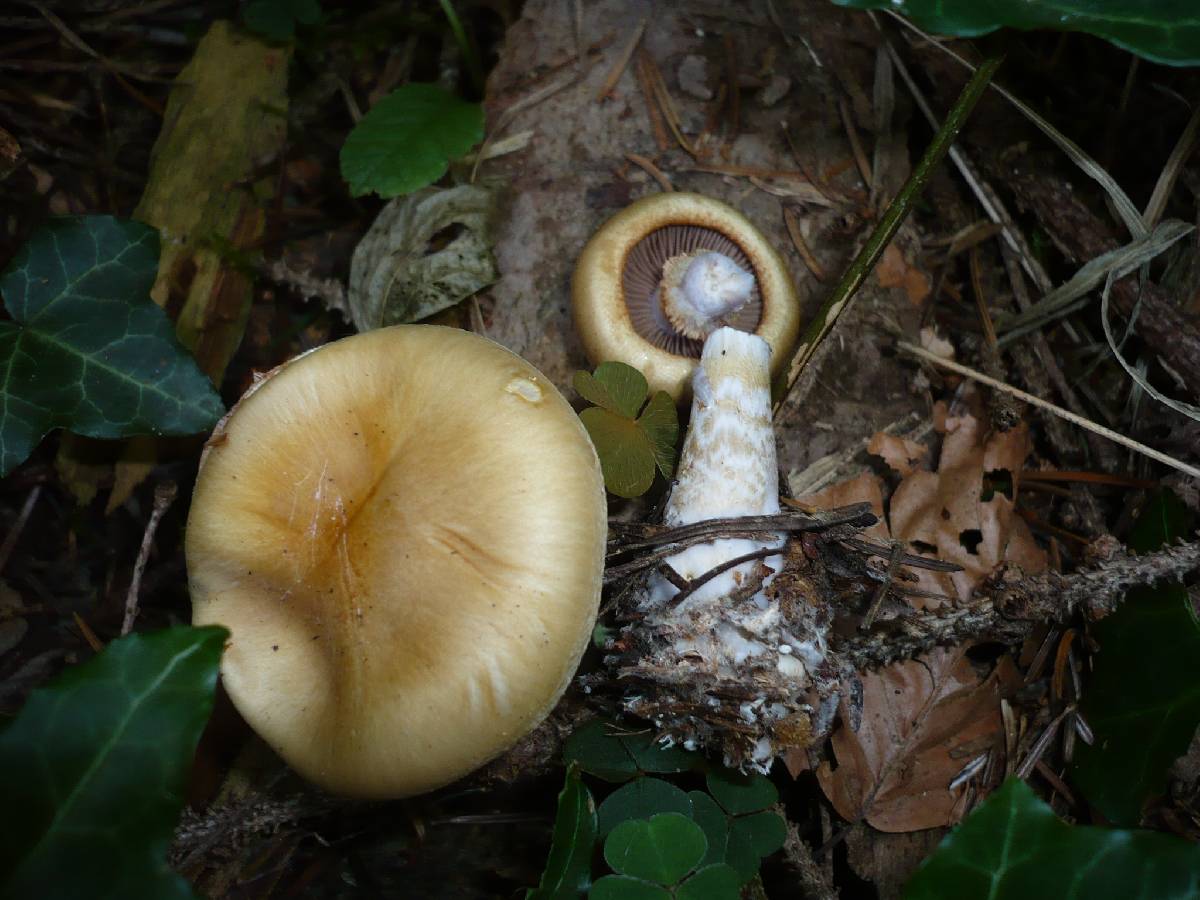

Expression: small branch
xmin=0 ymin=484 xmax=41 ymax=576
xmin=669 ymin=547 xmax=779 ymax=605
xmin=836 ymin=537 xmax=1200 ymax=669
xmin=121 ymin=481 xmax=178 ymax=636
xmin=898 ymin=340 xmax=1200 ymax=479
xmin=774 ymin=54 xmax=1004 ymax=413
xmin=782 ymin=817 xmax=840 ymax=900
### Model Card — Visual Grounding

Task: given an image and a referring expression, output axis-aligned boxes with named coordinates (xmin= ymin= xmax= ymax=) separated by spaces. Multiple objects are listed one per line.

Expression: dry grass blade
xmin=898 ymin=341 xmax=1200 ymax=479
xmin=996 ymin=219 xmax=1194 ymax=344
xmin=1143 ymin=102 xmax=1200 ymax=229
xmin=1100 ymin=270 xmax=1200 ymax=422
xmin=885 ymin=10 xmax=1147 ymax=239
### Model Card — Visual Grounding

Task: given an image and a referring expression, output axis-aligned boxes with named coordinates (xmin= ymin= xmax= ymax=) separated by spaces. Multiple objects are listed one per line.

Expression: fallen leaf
xmin=799 ymin=472 xmax=889 ymax=541
xmin=816 ymin=648 xmax=1020 ymax=832
xmin=876 ymin=244 xmax=931 ymax=305
xmin=888 ymin=387 xmax=1046 ymax=603
xmin=347 ymin=183 xmax=499 ymax=331
xmin=867 ymin=432 xmax=928 ymax=477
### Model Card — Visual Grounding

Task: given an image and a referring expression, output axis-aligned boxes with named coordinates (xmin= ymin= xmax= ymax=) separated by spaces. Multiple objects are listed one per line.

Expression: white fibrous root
xmin=655 ymin=251 xmax=756 ymax=340
xmin=611 ymin=326 xmax=837 ymax=771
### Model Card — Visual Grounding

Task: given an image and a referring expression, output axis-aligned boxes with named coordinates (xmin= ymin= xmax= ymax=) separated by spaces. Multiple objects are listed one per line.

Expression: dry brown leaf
xmin=867 ymin=432 xmax=928 ymax=477
xmin=876 ymin=244 xmax=931 ymax=305
xmin=889 ymin=387 xmax=1046 ymax=603
xmin=816 ymin=647 xmax=1019 ymax=832
xmin=919 ymin=326 xmax=955 ymax=359
xmin=799 ymin=471 xmax=889 ymax=541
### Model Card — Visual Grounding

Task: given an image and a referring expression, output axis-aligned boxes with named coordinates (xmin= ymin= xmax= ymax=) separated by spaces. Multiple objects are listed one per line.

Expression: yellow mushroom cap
xmin=572 ymin=192 xmax=801 ymax=400
xmin=187 ymin=325 xmax=606 ymax=798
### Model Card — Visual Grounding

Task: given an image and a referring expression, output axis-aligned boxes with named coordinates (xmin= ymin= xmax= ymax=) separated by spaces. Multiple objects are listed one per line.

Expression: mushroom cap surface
xmin=572 ymin=192 xmax=801 ymax=400
xmin=187 ymin=325 xmax=607 ymax=798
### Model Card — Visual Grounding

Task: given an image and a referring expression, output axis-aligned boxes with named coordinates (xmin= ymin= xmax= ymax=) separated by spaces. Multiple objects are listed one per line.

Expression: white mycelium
xmin=656 ymin=251 xmax=757 ymax=340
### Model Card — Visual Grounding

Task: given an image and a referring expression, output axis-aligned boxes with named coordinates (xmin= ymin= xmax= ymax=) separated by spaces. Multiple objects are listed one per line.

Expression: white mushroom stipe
xmin=644 ymin=327 xmax=783 ymax=612
xmin=657 ymin=251 xmax=757 ymax=340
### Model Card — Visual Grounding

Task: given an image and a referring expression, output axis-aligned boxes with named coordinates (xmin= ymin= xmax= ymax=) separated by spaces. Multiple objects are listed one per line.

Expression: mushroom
xmin=572 ymin=192 xmax=801 ymax=400
xmin=187 ymin=325 xmax=607 ymax=798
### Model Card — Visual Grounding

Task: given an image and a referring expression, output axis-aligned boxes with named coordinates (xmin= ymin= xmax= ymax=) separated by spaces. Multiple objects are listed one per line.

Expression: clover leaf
xmin=574 ymin=362 xmax=678 ymax=498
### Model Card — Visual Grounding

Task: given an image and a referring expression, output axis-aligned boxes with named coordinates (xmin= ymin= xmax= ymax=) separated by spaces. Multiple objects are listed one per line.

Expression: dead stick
xmin=121 ymin=481 xmax=178 ymax=636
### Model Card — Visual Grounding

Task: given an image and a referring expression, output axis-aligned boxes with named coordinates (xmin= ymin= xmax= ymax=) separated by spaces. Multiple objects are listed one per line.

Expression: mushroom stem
xmin=656 ymin=251 xmax=756 ymax=340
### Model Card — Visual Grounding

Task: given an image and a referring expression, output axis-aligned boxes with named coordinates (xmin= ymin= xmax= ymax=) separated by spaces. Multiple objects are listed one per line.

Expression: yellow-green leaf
xmin=592 ymin=361 xmax=648 ymax=419
xmin=637 ymin=391 xmax=678 ymax=478
xmin=580 ymin=407 xmax=656 ymax=499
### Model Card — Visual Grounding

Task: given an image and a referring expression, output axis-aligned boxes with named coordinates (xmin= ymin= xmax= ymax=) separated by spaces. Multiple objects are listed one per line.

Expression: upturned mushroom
xmin=572 ymin=192 xmax=801 ymax=400
xmin=187 ymin=325 xmax=607 ymax=798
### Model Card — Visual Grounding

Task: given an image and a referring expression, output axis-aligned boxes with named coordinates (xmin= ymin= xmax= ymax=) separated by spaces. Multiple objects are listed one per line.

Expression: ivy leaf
xmin=340 ymin=84 xmax=484 ymax=198
xmin=242 ymin=0 xmax=321 ymax=41
xmin=0 ymin=216 xmax=225 ymax=476
xmin=597 ymin=777 xmax=692 ymax=837
xmin=1072 ymin=490 xmax=1200 ymax=824
xmin=528 ymin=765 xmax=596 ymax=899
xmin=832 ymin=0 xmax=1200 ymax=68
xmin=604 ymin=813 xmax=706 ymax=885
xmin=675 ymin=864 xmax=741 ymax=900
xmin=903 ymin=777 xmax=1200 ymax=899
xmin=0 ymin=626 xmax=227 ymax=899
xmin=575 ymin=362 xmax=678 ymax=498
xmin=563 ymin=720 xmax=699 ymax=784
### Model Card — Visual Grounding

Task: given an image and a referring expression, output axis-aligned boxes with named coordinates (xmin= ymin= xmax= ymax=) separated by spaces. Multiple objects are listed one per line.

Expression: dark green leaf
xmin=0 ymin=626 xmax=227 ymax=900
xmin=529 ymin=766 xmax=597 ymax=899
xmin=832 ymin=0 xmax=1200 ymax=67
xmin=591 ymin=362 xmax=647 ymax=419
xmin=903 ymin=778 xmax=1200 ymax=899
xmin=1128 ymin=489 xmax=1193 ymax=554
xmin=620 ymin=732 xmax=697 ymax=776
xmin=579 ymin=407 xmax=656 ymax=499
xmin=706 ymin=769 xmax=778 ymax=815
xmin=340 ymin=84 xmax=484 ymax=198
xmin=686 ymin=792 xmax=729 ymax=870
xmin=675 ymin=864 xmax=741 ymax=900
xmin=564 ymin=720 xmax=640 ymax=784
xmin=589 ymin=876 xmax=671 ymax=900
xmin=573 ymin=370 xmax=619 ymax=414
xmin=1072 ymin=490 xmax=1200 ymax=824
xmin=604 ymin=814 xmax=706 ymax=885
xmin=597 ymin=777 xmax=692 ymax=837
xmin=637 ymin=391 xmax=678 ymax=479
xmin=242 ymin=0 xmax=320 ymax=41
xmin=729 ymin=811 xmax=787 ymax=860
xmin=0 ymin=216 xmax=225 ymax=476
xmin=564 ymin=721 xmax=699 ymax=784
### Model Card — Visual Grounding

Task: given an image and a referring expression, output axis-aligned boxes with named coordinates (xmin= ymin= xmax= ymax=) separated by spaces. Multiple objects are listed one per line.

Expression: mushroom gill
xmin=622 ymin=224 xmax=763 ymax=357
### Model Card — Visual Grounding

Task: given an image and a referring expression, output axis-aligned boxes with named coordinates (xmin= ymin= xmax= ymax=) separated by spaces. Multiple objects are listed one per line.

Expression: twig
xmin=595 ymin=15 xmax=646 ymax=101
xmin=121 ymin=481 xmax=178 ymax=636
xmin=898 ymin=340 xmax=1200 ymax=479
xmin=626 ymin=153 xmax=673 ymax=191
xmin=783 ymin=205 xmax=826 ymax=281
xmin=838 ymin=96 xmax=872 ymax=189
xmin=669 ymin=547 xmax=779 ymax=605
xmin=774 ymin=55 xmax=1004 ymax=414
xmin=0 ymin=484 xmax=41 ymax=576
xmin=861 ymin=540 xmax=904 ymax=629
xmin=782 ymin=819 xmax=839 ymax=900
xmin=836 ymin=537 xmax=1200 ymax=669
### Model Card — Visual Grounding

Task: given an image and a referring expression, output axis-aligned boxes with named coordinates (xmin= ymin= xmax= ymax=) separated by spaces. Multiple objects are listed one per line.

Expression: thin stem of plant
xmin=773 ymin=54 xmax=1004 ymax=414
xmin=121 ymin=481 xmax=178 ymax=636
xmin=897 ymin=340 xmax=1200 ymax=479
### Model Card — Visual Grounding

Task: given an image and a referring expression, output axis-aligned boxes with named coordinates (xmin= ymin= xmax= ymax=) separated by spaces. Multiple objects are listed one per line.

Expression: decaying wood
xmin=999 ymin=160 xmax=1200 ymax=400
